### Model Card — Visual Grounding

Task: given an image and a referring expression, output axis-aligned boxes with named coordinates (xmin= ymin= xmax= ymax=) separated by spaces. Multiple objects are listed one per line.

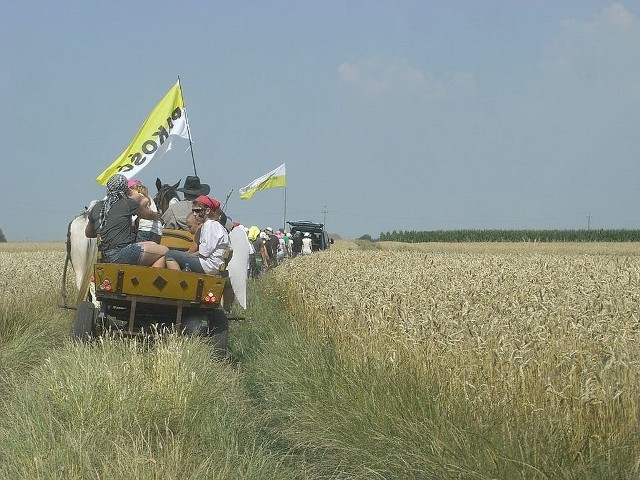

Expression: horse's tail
xmin=60 ymin=218 xmax=74 ymax=309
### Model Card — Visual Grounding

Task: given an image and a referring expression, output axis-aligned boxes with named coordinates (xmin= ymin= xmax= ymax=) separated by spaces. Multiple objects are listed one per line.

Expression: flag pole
xmin=223 ymin=189 xmax=233 ymax=211
xmin=283 ymin=186 xmax=287 ymax=231
xmin=177 ymin=75 xmax=198 ymax=177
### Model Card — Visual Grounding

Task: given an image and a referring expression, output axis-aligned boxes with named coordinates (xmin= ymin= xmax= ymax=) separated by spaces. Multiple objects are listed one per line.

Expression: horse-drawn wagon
xmin=73 ymin=229 xmax=231 ymax=356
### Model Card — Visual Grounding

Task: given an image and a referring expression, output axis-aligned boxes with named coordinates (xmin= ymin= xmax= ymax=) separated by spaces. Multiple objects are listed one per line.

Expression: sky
xmin=1 ymin=1 xmax=639 ymax=241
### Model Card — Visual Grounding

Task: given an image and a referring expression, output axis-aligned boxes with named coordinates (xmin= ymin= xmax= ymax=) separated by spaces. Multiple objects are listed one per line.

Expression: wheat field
xmin=273 ymin=243 xmax=640 ymax=468
xmin=2 ymin=240 xmax=639 ymax=476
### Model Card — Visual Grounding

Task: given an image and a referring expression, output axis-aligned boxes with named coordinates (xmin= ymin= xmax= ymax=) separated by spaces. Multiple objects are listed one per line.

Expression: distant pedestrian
xmin=265 ymin=227 xmax=279 ymax=267
xmin=302 ymin=232 xmax=313 ymax=255
xmin=258 ymin=231 xmax=272 ymax=270
xmin=282 ymin=231 xmax=291 ymax=257
xmin=247 ymin=226 xmax=270 ymax=276
xmin=291 ymin=232 xmax=303 ymax=258
xmin=276 ymin=228 xmax=286 ymax=262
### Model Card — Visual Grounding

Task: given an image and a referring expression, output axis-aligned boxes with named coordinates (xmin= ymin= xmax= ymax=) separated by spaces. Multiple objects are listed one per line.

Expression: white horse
xmin=61 ymin=201 xmax=99 ymax=307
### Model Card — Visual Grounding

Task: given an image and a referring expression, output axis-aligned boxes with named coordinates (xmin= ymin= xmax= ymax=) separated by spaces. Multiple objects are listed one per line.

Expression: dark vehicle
xmin=287 ymin=221 xmax=333 ymax=251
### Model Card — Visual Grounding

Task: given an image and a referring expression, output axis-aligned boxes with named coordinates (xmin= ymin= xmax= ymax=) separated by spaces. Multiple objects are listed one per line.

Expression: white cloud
xmin=576 ymin=2 xmax=635 ymax=30
xmin=337 ymin=56 xmax=477 ymax=98
xmin=540 ymin=3 xmax=640 ymax=99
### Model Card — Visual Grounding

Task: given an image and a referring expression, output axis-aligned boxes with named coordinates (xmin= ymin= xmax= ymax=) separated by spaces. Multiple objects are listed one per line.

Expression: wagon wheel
xmin=73 ymin=301 xmax=96 ymax=341
xmin=181 ymin=309 xmax=228 ymax=358
xmin=207 ymin=309 xmax=229 ymax=358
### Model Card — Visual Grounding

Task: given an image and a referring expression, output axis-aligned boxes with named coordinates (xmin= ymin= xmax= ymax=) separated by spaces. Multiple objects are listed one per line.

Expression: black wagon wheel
xmin=73 ymin=301 xmax=96 ymax=341
xmin=181 ymin=308 xmax=229 ymax=358
xmin=207 ymin=309 xmax=229 ymax=358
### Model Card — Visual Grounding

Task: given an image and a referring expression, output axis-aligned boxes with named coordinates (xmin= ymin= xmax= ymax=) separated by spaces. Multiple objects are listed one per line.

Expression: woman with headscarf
xmin=165 ymin=195 xmax=229 ymax=274
xmin=85 ymin=173 xmax=168 ymax=267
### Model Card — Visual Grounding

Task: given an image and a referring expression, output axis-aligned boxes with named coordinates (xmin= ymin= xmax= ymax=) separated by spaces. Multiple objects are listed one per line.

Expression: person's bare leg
xmin=151 ymin=256 xmax=166 ymax=268
xmin=139 ymin=242 xmax=168 ymax=268
xmin=166 ymin=259 xmax=180 ymax=270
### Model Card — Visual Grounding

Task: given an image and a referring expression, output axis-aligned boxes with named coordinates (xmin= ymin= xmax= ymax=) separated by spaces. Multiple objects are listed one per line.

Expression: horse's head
xmin=154 ymin=178 xmax=181 ymax=214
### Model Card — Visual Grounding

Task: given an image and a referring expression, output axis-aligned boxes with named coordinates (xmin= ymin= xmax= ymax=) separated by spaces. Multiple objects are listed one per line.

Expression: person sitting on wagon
xmin=128 ymin=178 xmax=163 ymax=244
xmin=161 ymin=175 xmax=211 ymax=230
xmin=85 ymin=173 xmax=168 ymax=267
xmin=185 ymin=211 xmax=204 ymax=254
xmin=165 ymin=196 xmax=229 ymax=274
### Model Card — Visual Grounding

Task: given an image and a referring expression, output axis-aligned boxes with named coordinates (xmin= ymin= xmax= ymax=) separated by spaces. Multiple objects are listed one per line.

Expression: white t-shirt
xmin=302 ymin=237 xmax=312 ymax=255
xmin=197 ymin=219 xmax=230 ymax=274
xmin=137 ymin=197 xmax=163 ymax=236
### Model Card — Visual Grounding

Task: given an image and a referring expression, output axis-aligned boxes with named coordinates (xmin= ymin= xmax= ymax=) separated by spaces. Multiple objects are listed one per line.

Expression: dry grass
xmin=0 ymin=242 xmax=65 ymax=252
xmin=0 ymin=249 xmax=69 ymax=300
xmin=377 ymin=240 xmax=640 ymax=255
xmin=0 ymin=243 xmax=296 ymax=479
xmin=2 ymin=240 xmax=639 ymax=475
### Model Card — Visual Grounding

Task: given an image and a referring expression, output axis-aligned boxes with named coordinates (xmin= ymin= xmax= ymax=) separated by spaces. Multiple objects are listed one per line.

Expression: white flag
xmin=239 ymin=163 xmax=286 ymax=200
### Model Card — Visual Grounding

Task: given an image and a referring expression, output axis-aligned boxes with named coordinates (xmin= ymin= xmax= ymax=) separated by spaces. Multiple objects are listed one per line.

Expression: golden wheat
xmin=273 ymin=248 xmax=640 ymax=452
xmin=0 ymin=249 xmax=69 ymax=301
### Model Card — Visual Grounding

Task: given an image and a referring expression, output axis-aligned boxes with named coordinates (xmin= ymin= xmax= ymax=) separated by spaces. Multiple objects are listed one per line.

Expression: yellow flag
xmin=96 ymin=81 xmax=189 ymax=185
xmin=239 ymin=163 xmax=286 ymax=200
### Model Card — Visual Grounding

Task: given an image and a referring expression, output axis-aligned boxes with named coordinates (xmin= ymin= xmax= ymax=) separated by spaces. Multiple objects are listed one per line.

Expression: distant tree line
xmin=0 ymin=229 xmax=6 ymax=243
xmin=378 ymin=229 xmax=640 ymax=243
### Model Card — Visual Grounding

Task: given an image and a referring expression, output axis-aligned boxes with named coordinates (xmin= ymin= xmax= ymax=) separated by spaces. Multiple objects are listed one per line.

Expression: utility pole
xmin=322 ymin=205 xmax=328 ymax=227
xmin=586 ymin=212 xmax=592 ymax=230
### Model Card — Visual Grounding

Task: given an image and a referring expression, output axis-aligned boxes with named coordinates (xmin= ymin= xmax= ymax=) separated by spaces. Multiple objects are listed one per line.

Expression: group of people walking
xmin=85 ymin=173 xmax=230 ymax=275
xmin=245 ymin=225 xmax=313 ymax=278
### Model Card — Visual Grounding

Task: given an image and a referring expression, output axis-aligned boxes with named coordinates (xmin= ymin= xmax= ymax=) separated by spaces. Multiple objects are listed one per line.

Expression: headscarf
xmin=193 ymin=195 xmax=221 ymax=211
xmin=247 ymin=225 xmax=260 ymax=241
xmin=99 ymin=174 xmax=128 ymax=229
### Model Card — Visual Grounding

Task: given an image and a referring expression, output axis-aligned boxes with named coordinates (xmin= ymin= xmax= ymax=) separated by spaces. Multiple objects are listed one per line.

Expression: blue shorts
xmin=136 ymin=231 xmax=162 ymax=243
xmin=103 ymin=243 xmax=143 ymax=264
xmin=165 ymin=249 xmax=205 ymax=273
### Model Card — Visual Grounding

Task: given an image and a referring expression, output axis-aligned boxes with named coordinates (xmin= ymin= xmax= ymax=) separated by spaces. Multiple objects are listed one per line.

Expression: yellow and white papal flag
xmin=239 ymin=163 xmax=286 ymax=200
xmin=96 ymin=81 xmax=190 ymax=185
